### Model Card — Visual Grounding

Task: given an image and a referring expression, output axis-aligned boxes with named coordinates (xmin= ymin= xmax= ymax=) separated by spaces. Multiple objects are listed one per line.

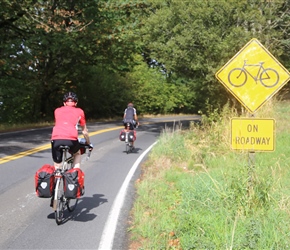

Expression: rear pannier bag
xmin=63 ymin=168 xmax=85 ymax=199
xmin=119 ymin=130 xmax=136 ymax=142
xmin=119 ymin=130 xmax=126 ymax=141
xmin=128 ymin=131 xmax=136 ymax=142
xmin=35 ymin=164 xmax=55 ymax=198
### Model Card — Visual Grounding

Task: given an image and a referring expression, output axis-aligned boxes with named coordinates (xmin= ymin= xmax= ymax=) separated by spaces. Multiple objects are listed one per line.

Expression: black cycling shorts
xmin=51 ymin=139 xmax=80 ymax=163
xmin=123 ymin=120 xmax=135 ymax=130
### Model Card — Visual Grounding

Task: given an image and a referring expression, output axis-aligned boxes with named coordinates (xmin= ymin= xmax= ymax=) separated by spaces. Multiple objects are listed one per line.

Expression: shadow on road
xmin=47 ymin=193 xmax=108 ymax=224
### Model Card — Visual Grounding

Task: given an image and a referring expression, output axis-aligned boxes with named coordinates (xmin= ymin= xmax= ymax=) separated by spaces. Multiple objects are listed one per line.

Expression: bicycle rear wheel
xmin=67 ymin=198 xmax=78 ymax=212
xmin=228 ymin=68 xmax=247 ymax=87
xmin=55 ymin=178 xmax=65 ymax=225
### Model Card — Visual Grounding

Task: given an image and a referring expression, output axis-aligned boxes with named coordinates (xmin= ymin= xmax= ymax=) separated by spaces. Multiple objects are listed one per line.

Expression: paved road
xmin=0 ymin=115 xmax=199 ymax=249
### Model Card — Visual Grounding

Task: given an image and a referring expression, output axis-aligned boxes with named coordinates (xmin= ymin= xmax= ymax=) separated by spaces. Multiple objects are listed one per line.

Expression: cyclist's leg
xmin=72 ymin=150 xmax=81 ymax=168
xmin=130 ymin=124 xmax=135 ymax=147
xmin=52 ymin=139 xmax=77 ymax=169
xmin=69 ymin=140 xmax=81 ymax=168
xmin=54 ymin=139 xmax=80 ymax=168
xmin=51 ymin=140 xmax=63 ymax=169
xmin=133 ymin=130 xmax=136 ymax=148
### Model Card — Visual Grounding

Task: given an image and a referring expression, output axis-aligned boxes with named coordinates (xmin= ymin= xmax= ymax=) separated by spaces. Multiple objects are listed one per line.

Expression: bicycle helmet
xmin=127 ymin=102 xmax=134 ymax=107
xmin=63 ymin=92 xmax=78 ymax=102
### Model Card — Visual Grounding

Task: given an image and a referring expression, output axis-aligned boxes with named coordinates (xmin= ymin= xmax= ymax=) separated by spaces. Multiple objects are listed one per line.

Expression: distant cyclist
xmin=51 ymin=92 xmax=93 ymax=169
xmin=123 ymin=102 xmax=139 ymax=130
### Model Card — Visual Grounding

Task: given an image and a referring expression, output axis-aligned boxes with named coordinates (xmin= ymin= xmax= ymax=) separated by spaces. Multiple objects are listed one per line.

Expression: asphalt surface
xmin=0 ymin=115 xmax=200 ymax=249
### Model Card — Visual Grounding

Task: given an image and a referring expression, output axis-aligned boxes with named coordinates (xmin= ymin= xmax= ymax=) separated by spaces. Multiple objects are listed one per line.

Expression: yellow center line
xmin=0 ymin=126 xmax=123 ymax=165
xmin=0 ymin=118 xmax=197 ymax=165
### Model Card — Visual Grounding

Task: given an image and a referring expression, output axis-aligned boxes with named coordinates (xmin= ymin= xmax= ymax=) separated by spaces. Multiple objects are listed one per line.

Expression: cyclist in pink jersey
xmin=51 ymin=92 xmax=93 ymax=169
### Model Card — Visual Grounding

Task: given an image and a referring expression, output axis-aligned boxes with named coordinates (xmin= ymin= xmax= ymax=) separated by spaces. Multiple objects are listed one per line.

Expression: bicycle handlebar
xmin=80 ymin=144 xmax=93 ymax=161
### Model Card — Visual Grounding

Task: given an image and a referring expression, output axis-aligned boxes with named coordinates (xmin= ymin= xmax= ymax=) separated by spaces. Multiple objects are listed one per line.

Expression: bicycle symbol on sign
xmin=228 ymin=60 xmax=279 ymax=88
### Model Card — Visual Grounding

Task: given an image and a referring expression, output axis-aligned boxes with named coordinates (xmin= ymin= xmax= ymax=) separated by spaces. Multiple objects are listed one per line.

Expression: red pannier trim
xmin=63 ymin=168 xmax=85 ymax=199
xmin=35 ymin=164 xmax=55 ymax=198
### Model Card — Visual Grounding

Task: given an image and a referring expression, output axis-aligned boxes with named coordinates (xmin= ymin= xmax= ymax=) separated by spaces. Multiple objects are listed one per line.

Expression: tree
xmin=139 ymin=0 xmax=290 ymax=113
xmin=0 ymin=0 xmax=150 ymax=122
xmin=126 ymin=55 xmax=195 ymax=114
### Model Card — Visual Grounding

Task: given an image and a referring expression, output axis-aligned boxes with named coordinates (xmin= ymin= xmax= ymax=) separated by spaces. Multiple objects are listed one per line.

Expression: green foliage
xmin=77 ymin=66 xmax=132 ymax=118
xmin=0 ymin=0 xmax=149 ymax=123
xmin=140 ymin=0 xmax=290 ymax=112
xmin=150 ymin=127 xmax=191 ymax=162
xmin=1 ymin=0 xmax=290 ymax=123
xmin=126 ymin=56 xmax=195 ymax=114
xmin=129 ymin=101 xmax=290 ymax=249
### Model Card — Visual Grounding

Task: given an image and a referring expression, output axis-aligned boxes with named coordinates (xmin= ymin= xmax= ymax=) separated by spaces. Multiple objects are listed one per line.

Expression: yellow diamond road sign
xmin=216 ymin=38 xmax=290 ymax=113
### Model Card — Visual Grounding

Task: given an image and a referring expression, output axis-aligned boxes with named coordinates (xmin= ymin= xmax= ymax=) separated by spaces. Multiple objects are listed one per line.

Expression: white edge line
xmin=98 ymin=141 xmax=158 ymax=250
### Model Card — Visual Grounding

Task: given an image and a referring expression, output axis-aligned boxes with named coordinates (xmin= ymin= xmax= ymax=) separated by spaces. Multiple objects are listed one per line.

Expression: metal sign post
xmin=247 ymin=113 xmax=255 ymax=197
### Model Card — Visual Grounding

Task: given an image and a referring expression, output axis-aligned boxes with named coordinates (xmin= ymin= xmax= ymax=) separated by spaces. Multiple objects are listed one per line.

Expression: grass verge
xmin=128 ymin=100 xmax=290 ymax=249
xmin=0 ymin=122 xmax=54 ymax=133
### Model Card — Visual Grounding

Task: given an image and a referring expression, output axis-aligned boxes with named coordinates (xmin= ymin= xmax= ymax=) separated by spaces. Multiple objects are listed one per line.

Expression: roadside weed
xmin=129 ymin=100 xmax=290 ymax=249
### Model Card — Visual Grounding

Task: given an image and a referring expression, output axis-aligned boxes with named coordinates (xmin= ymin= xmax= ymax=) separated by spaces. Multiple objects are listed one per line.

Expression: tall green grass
xmin=129 ymin=100 xmax=290 ymax=249
xmin=0 ymin=122 xmax=54 ymax=132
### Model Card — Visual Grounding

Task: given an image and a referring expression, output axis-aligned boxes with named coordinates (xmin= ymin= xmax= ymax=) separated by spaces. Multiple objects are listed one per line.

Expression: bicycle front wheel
xmin=67 ymin=198 xmax=78 ymax=212
xmin=55 ymin=178 xmax=65 ymax=225
xmin=260 ymin=68 xmax=279 ymax=88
